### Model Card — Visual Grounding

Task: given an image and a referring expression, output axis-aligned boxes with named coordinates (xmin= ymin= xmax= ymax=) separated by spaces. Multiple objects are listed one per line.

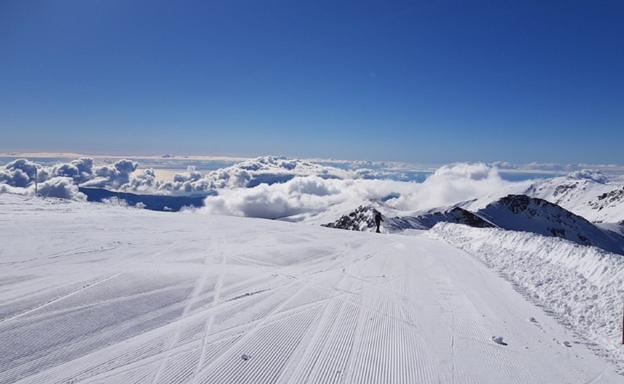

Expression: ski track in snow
xmin=0 ymin=194 xmax=621 ymax=383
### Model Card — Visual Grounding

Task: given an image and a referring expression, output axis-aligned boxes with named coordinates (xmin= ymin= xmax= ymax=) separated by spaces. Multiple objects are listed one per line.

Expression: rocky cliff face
xmin=322 ymin=205 xmax=379 ymax=231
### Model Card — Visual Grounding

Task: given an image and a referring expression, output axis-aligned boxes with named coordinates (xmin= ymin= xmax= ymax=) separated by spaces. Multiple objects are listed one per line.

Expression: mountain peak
xmin=478 ymin=194 xmax=624 ymax=254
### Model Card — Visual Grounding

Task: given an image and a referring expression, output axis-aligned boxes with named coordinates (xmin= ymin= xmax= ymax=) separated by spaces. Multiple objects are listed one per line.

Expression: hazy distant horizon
xmin=3 ymin=151 xmax=624 ymax=182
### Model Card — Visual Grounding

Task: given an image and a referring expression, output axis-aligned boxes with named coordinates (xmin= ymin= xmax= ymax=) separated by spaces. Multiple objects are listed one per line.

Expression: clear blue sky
xmin=1 ymin=0 xmax=623 ymax=163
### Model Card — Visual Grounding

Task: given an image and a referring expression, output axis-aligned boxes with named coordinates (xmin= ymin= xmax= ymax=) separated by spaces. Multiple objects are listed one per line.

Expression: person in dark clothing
xmin=374 ymin=210 xmax=383 ymax=233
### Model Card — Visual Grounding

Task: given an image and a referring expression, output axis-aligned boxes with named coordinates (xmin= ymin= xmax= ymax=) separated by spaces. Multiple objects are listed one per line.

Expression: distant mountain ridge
xmin=324 ymin=194 xmax=624 ymax=255
xmin=522 ymin=170 xmax=624 ymax=223
xmin=476 ymin=195 xmax=624 ymax=255
xmin=323 ymin=205 xmax=493 ymax=232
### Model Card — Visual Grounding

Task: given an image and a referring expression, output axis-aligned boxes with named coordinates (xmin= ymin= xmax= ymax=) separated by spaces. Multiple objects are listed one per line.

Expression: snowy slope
xmin=589 ymin=186 xmax=624 ymax=223
xmin=0 ymin=194 xmax=620 ymax=383
xmin=431 ymin=222 xmax=624 ymax=368
xmin=323 ymin=205 xmax=493 ymax=233
xmin=523 ymin=170 xmax=624 ymax=223
xmin=322 ymin=195 xmax=624 ymax=254
xmin=523 ymin=169 xmax=610 ymax=207
xmin=455 ymin=170 xmax=624 ymax=224
xmin=476 ymin=195 xmax=624 ymax=254
xmin=387 ymin=206 xmax=494 ymax=231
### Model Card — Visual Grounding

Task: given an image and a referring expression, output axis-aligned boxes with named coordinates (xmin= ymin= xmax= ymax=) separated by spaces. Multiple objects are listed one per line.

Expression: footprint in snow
xmin=492 ymin=336 xmax=508 ymax=346
xmin=528 ymin=316 xmax=545 ymax=332
xmin=563 ymin=341 xmax=572 ymax=347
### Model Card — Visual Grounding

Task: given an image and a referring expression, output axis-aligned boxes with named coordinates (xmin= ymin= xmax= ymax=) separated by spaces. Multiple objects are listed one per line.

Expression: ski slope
xmin=0 ymin=194 xmax=620 ymax=383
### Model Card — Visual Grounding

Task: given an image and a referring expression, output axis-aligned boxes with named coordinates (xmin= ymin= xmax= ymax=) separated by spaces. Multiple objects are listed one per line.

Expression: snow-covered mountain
xmin=390 ymin=206 xmax=494 ymax=230
xmin=323 ymin=205 xmax=493 ymax=232
xmin=322 ymin=205 xmax=380 ymax=231
xmin=589 ymin=186 xmax=624 ymax=223
xmin=5 ymin=156 xmax=624 ymax=227
xmin=456 ymin=169 xmax=624 ymax=225
xmin=476 ymin=195 xmax=624 ymax=255
xmin=524 ymin=170 xmax=609 ymax=205
xmin=522 ymin=170 xmax=624 ymax=223
xmin=324 ymin=195 xmax=624 ymax=255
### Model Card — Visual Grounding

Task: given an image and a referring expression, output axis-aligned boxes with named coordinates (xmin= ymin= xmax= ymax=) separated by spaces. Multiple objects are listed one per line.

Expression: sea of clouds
xmin=0 ymin=156 xmax=354 ymax=196
xmin=201 ymin=162 xmax=527 ymax=219
xmin=0 ymin=155 xmax=537 ymax=219
xmin=0 ymin=157 xmax=137 ymax=200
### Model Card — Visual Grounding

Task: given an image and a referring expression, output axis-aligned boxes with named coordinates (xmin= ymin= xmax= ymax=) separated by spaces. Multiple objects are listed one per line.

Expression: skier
xmin=374 ymin=210 xmax=383 ymax=233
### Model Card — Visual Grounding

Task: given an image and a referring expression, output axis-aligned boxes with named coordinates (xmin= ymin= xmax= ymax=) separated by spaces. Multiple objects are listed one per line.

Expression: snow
xmin=323 ymin=204 xmax=493 ymax=233
xmin=322 ymin=195 xmax=624 ymax=256
xmin=455 ymin=170 xmax=624 ymax=225
xmin=475 ymin=195 xmax=624 ymax=254
xmin=431 ymin=222 xmax=624 ymax=369
xmin=523 ymin=172 xmax=624 ymax=223
xmin=8 ymin=155 xmax=624 ymax=232
xmin=0 ymin=194 xmax=621 ymax=383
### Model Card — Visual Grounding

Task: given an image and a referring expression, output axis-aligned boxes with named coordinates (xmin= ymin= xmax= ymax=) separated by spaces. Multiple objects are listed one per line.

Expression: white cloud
xmin=203 ymin=176 xmax=350 ymax=218
xmin=201 ymin=162 xmax=530 ymax=220
xmin=114 ymin=156 xmax=352 ymax=195
xmin=81 ymin=159 xmax=138 ymax=189
xmin=0 ymin=157 xmax=563 ymax=213
xmin=566 ymin=169 xmax=608 ymax=184
xmin=0 ymin=156 xmax=352 ymax=200
xmin=0 ymin=159 xmax=42 ymax=187
xmin=38 ymin=177 xmax=86 ymax=200
xmin=389 ymin=163 xmax=518 ymax=211
xmin=0 ymin=157 xmax=136 ymax=199
xmin=52 ymin=158 xmax=95 ymax=182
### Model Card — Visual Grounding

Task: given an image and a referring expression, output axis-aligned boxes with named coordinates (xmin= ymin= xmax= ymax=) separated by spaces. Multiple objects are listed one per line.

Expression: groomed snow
xmin=0 ymin=194 xmax=621 ymax=383
xmin=431 ymin=222 xmax=624 ymax=370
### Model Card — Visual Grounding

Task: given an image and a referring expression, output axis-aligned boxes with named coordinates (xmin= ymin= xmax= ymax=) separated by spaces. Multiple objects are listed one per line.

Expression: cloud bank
xmin=38 ymin=177 xmax=86 ymax=200
xmin=1 ymin=156 xmax=585 ymax=221
xmin=0 ymin=156 xmax=352 ymax=199
xmin=0 ymin=157 xmax=138 ymax=199
xmin=202 ymin=162 xmax=529 ymax=220
xmin=202 ymin=177 xmax=400 ymax=219
xmin=390 ymin=163 xmax=517 ymax=211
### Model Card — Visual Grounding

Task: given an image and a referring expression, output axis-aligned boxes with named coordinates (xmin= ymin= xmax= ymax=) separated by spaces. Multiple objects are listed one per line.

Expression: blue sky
xmin=1 ymin=0 xmax=623 ymax=163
